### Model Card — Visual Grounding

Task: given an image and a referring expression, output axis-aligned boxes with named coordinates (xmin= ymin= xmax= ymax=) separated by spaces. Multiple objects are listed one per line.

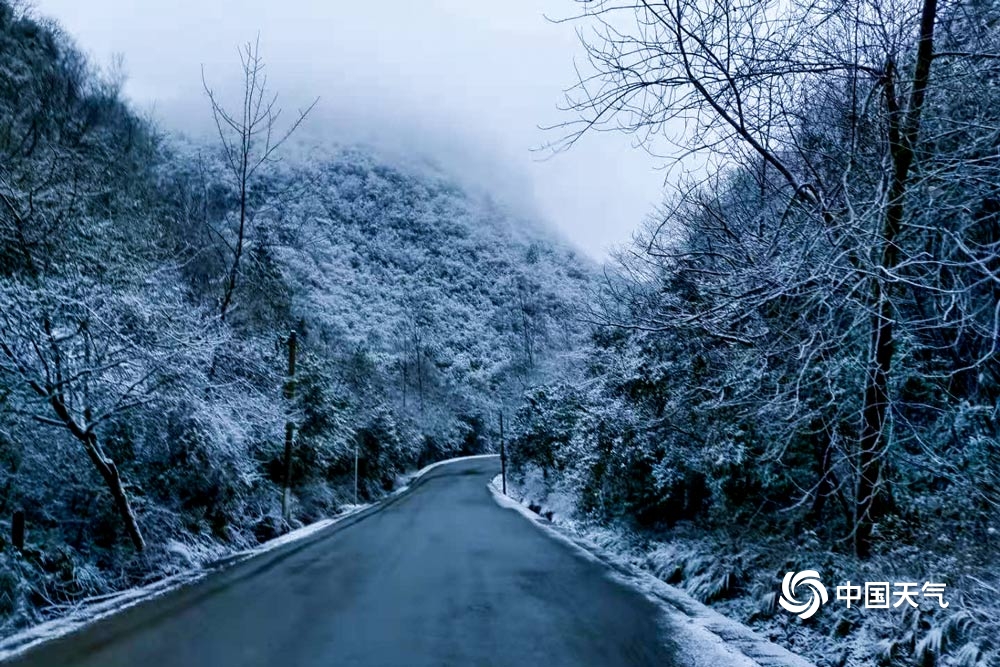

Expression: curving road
xmin=7 ymin=457 xmax=677 ymax=667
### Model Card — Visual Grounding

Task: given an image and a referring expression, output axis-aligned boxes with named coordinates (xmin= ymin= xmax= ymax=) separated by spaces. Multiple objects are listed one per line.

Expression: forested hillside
xmin=507 ymin=0 xmax=1000 ymax=665
xmin=0 ymin=2 xmax=589 ymax=633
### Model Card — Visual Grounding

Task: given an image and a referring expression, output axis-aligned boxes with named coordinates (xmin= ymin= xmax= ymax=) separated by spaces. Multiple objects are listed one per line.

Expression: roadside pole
xmin=281 ymin=330 xmax=297 ymax=521
xmin=354 ymin=442 xmax=359 ymax=505
xmin=499 ymin=411 xmax=507 ymax=495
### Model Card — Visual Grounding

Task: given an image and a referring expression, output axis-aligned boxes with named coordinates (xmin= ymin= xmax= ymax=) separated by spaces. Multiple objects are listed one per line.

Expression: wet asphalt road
xmin=7 ymin=457 xmax=677 ymax=667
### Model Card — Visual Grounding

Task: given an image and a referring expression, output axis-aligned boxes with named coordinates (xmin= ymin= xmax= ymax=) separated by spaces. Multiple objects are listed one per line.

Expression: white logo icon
xmin=779 ymin=570 xmax=829 ymax=619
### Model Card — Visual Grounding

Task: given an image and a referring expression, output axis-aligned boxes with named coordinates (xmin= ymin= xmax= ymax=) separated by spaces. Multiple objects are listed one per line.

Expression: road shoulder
xmin=0 ymin=454 xmax=499 ymax=663
xmin=488 ymin=480 xmax=817 ymax=667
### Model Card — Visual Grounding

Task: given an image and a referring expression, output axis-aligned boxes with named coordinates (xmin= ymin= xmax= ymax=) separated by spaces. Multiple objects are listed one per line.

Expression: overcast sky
xmin=30 ymin=0 xmax=668 ymax=259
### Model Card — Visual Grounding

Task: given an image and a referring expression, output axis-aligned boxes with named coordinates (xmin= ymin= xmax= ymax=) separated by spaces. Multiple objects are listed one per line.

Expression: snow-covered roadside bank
xmin=0 ymin=454 xmax=497 ymax=662
xmin=398 ymin=453 xmax=499 ymax=488
xmin=489 ymin=474 xmax=816 ymax=667
xmin=490 ymin=471 xmax=999 ymax=667
xmin=0 ymin=510 xmax=370 ymax=662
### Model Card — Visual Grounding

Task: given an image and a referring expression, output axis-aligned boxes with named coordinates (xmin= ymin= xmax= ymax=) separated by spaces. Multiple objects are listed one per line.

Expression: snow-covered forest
xmin=0 ymin=1 xmax=590 ymax=635
xmin=504 ymin=0 xmax=1000 ymax=665
xmin=3 ymin=0 xmax=1000 ymax=665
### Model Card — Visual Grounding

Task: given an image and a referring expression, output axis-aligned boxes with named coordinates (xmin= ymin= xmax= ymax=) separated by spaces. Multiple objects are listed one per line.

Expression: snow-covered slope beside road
xmin=489 ymin=477 xmax=816 ymax=667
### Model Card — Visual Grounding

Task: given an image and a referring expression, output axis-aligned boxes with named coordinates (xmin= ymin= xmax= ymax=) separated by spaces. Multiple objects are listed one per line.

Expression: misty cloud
xmin=31 ymin=0 xmax=667 ymax=258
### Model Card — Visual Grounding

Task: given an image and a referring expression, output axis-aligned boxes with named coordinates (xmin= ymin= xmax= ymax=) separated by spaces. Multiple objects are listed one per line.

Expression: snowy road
xmin=6 ymin=457 xmax=677 ymax=667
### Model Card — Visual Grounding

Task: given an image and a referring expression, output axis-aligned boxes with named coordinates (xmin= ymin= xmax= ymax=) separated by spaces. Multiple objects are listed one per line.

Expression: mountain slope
xmin=0 ymin=1 xmax=593 ymax=634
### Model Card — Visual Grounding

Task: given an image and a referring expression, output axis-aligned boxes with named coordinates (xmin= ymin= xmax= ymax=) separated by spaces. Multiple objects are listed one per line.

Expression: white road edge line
xmin=488 ymin=478 xmax=817 ymax=667
xmin=0 ymin=453 xmax=500 ymax=662
xmin=404 ymin=453 xmax=499 ymax=483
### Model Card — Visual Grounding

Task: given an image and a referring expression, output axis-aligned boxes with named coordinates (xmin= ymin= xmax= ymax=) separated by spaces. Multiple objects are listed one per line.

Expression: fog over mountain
xmin=30 ymin=0 xmax=669 ymax=259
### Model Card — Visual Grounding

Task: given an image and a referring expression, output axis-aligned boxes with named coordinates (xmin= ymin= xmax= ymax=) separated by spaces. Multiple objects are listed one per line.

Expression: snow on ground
xmin=0 ymin=454 xmax=497 ymax=663
xmin=0 ymin=566 xmax=204 ymax=662
xmin=489 ymin=475 xmax=816 ymax=667
xmin=398 ymin=453 xmax=499 ymax=488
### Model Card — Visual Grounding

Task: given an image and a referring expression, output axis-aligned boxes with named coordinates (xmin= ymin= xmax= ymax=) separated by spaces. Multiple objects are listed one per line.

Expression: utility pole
xmin=281 ymin=330 xmax=297 ymax=521
xmin=354 ymin=442 xmax=359 ymax=505
xmin=499 ymin=411 xmax=507 ymax=495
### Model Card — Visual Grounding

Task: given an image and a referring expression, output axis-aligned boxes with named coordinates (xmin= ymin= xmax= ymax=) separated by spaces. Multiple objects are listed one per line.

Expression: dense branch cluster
xmin=513 ymin=0 xmax=1000 ymax=662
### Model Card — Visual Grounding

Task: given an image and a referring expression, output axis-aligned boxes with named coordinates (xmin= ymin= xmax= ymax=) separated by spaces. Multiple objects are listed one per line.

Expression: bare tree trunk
xmin=1 ymin=328 xmax=148 ymax=551
xmin=219 ymin=152 xmax=248 ymax=322
xmin=202 ymin=38 xmax=317 ymax=323
xmin=856 ymin=261 xmax=896 ymax=557
xmin=92 ymin=442 xmax=146 ymax=552
xmin=50 ymin=400 xmax=146 ymax=551
xmin=855 ymin=0 xmax=938 ymax=557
